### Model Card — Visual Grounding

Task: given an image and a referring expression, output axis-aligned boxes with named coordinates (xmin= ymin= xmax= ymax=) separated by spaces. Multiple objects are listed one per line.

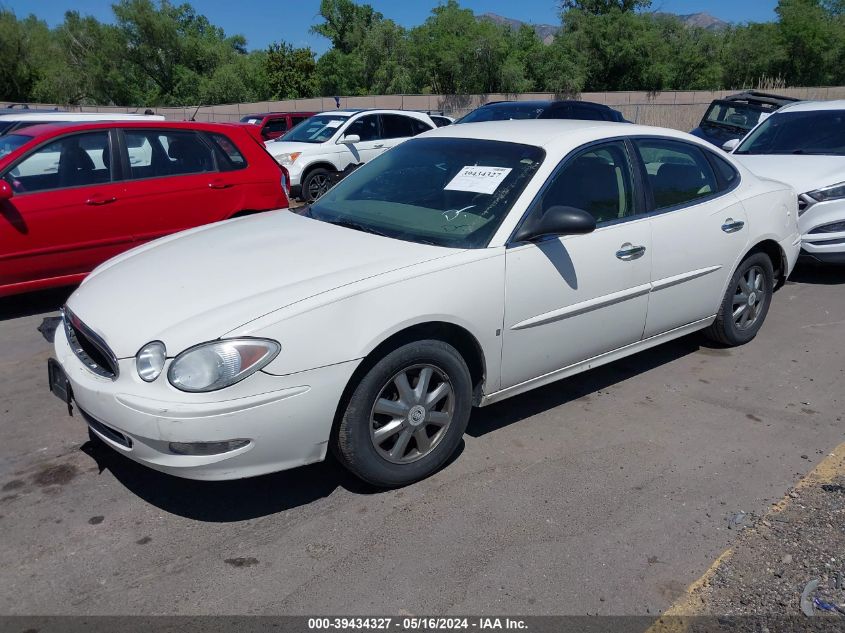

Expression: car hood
xmin=264 ymin=140 xmax=323 ymax=157
xmin=732 ymin=155 xmax=845 ymax=195
xmin=66 ymin=211 xmax=458 ymax=358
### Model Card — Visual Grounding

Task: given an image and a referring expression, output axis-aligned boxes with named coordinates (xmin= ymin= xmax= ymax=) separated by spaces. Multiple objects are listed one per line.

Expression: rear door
xmin=115 ymin=128 xmax=239 ymax=245
xmin=0 ymin=130 xmax=128 ymax=289
xmin=379 ymin=114 xmax=433 ymax=153
xmin=635 ymin=137 xmax=748 ymax=337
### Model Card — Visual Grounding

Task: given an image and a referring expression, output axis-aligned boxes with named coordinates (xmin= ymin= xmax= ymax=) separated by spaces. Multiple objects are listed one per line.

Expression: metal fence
xmin=5 ymin=86 xmax=845 ymax=132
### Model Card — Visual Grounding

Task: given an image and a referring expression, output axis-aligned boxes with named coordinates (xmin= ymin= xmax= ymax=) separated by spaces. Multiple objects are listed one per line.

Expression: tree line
xmin=2 ymin=0 xmax=845 ymax=108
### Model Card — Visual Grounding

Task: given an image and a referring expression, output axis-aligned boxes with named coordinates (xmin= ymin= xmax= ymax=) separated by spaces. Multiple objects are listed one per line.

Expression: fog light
xmin=168 ymin=439 xmax=250 ymax=456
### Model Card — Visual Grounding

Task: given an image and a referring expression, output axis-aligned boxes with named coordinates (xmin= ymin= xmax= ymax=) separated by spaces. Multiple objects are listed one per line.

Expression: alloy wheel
xmin=307 ymin=174 xmax=330 ymax=200
xmin=369 ymin=364 xmax=454 ymax=464
xmin=732 ymin=265 xmax=767 ymax=331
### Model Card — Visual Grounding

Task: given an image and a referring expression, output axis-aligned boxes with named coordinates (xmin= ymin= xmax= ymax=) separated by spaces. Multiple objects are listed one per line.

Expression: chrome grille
xmin=63 ymin=307 xmax=119 ymax=379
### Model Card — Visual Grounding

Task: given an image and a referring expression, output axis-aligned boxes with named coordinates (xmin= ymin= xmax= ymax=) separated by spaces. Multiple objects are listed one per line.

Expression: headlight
xmin=276 ymin=152 xmax=301 ymax=167
xmin=807 ymin=182 xmax=845 ymax=202
xmin=136 ymin=341 xmax=166 ymax=382
xmin=167 ymin=339 xmax=280 ymax=393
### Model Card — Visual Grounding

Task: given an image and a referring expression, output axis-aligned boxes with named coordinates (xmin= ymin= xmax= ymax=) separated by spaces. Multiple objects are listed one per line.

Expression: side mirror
xmin=340 ymin=134 xmax=361 ymax=145
xmin=0 ymin=180 xmax=13 ymax=201
xmin=722 ymin=138 xmax=739 ymax=152
xmin=513 ymin=206 xmax=596 ymax=243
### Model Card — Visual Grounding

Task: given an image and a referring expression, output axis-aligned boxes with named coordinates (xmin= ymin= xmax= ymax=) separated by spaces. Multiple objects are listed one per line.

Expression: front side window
xmin=4 ymin=131 xmax=111 ymax=193
xmin=345 ymin=114 xmax=380 ymax=141
xmin=263 ymin=118 xmax=288 ymax=135
xmin=538 ymin=141 xmax=635 ymax=224
xmin=305 ymin=137 xmax=544 ymax=248
xmin=279 ymin=114 xmax=349 ymax=143
xmin=635 ymin=139 xmax=718 ymax=210
xmin=123 ymin=130 xmax=213 ymax=179
xmin=735 ymin=110 xmax=845 ymax=156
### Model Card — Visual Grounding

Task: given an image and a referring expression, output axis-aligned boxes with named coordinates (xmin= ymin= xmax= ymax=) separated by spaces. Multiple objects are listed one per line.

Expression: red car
xmin=238 ymin=112 xmax=316 ymax=141
xmin=0 ymin=120 xmax=289 ymax=298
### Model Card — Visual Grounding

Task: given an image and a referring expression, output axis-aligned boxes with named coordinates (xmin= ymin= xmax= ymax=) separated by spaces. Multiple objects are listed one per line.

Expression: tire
xmin=334 ymin=340 xmax=473 ymax=487
xmin=302 ymin=167 xmax=333 ymax=203
xmin=704 ymin=252 xmax=774 ymax=346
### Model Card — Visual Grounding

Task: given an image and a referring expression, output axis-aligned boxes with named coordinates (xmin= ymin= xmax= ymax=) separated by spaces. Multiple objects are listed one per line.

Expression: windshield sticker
xmin=324 ymin=120 xmax=343 ymax=128
xmin=444 ymin=166 xmax=512 ymax=195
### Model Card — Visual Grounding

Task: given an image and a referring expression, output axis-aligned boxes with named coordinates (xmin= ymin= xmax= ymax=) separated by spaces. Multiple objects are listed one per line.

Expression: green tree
xmin=265 ymin=42 xmax=318 ymax=99
xmin=0 ymin=10 xmax=53 ymax=102
xmin=775 ymin=0 xmax=836 ymax=86
xmin=559 ymin=0 xmax=651 ymax=15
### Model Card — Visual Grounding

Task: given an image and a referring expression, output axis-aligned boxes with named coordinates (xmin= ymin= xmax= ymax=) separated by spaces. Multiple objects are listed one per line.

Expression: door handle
xmin=85 ymin=196 xmax=117 ymax=206
xmin=616 ymin=243 xmax=646 ymax=261
xmin=208 ymin=180 xmax=233 ymax=189
xmin=722 ymin=218 xmax=745 ymax=233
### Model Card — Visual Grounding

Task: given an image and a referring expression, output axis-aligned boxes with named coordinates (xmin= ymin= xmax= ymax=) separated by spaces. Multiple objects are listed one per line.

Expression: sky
xmin=9 ymin=0 xmax=780 ymax=54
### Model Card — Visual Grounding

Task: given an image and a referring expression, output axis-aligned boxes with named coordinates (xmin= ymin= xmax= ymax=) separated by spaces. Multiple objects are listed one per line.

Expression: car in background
xmin=0 ymin=120 xmax=288 ymax=297
xmin=456 ymin=100 xmax=629 ymax=124
xmin=238 ymin=112 xmax=316 ymax=141
xmin=690 ymin=91 xmax=800 ymax=148
xmin=425 ymin=113 xmax=454 ymax=127
xmin=50 ymin=120 xmax=798 ymax=486
xmin=728 ymin=100 xmax=845 ymax=265
xmin=0 ymin=111 xmax=165 ymax=136
xmin=265 ymin=109 xmax=435 ymax=203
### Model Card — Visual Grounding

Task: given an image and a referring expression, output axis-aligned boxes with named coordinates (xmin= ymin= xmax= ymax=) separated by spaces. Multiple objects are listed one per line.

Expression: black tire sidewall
xmin=720 ymin=252 xmax=774 ymax=345
xmin=338 ymin=340 xmax=472 ymax=487
xmin=303 ymin=168 xmax=330 ymax=203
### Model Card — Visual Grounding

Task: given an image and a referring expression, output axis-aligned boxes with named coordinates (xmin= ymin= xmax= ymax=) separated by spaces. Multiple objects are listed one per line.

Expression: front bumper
xmin=798 ymin=197 xmax=845 ymax=263
xmin=53 ymin=324 xmax=357 ymax=480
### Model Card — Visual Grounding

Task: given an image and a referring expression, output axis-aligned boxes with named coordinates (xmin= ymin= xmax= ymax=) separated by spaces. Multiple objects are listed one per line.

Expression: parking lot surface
xmin=1 ymin=265 xmax=844 ymax=616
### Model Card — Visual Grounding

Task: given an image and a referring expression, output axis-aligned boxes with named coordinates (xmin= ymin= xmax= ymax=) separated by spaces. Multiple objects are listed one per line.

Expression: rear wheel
xmin=302 ymin=168 xmax=332 ymax=203
xmin=705 ymin=252 xmax=774 ymax=346
xmin=334 ymin=340 xmax=472 ymax=487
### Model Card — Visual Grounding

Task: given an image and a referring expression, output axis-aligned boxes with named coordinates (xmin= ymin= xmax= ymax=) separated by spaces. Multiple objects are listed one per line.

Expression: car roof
xmin=774 ymin=99 xmax=845 ymax=113
xmin=10 ymin=120 xmax=248 ymax=139
xmin=318 ymin=109 xmax=432 ymax=119
xmin=418 ymin=119 xmax=700 ymax=149
xmin=479 ymin=100 xmax=614 ymax=111
xmin=0 ymin=112 xmax=165 ymax=122
xmin=242 ymin=112 xmax=316 ymax=117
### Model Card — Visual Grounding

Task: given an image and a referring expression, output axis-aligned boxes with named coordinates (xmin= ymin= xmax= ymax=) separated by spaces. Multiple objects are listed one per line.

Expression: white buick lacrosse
xmin=50 ymin=120 xmax=801 ymax=487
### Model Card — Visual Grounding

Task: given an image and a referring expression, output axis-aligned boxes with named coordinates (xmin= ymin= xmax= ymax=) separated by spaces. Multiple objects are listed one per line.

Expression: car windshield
xmin=0 ymin=134 xmax=31 ymax=159
xmin=457 ymin=103 xmax=546 ymax=124
xmin=735 ymin=110 xmax=845 ymax=156
xmin=702 ymin=102 xmax=767 ymax=132
xmin=278 ymin=114 xmax=349 ymax=143
xmin=304 ymin=137 xmax=544 ymax=249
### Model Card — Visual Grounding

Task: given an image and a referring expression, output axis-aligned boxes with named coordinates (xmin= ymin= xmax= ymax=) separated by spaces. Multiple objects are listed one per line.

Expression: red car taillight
xmin=280 ymin=166 xmax=290 ymax=199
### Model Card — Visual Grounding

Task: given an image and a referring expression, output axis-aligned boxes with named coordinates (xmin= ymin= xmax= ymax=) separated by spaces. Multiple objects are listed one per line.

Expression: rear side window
xmin=5 ymin=131 xmax=111 ymax=193
xmin=207 ymin=133 xmax=247 ymax=171
xmin=380 ymin=114 xmax=422 ymax=139
xmin=410 ymin=118 xmax=434 ymax=135
xmin=635 ymin=139 xmax=719 ymax=210
xmin=707 ymin=152 xmax=740 ymax=190
xmin=123 ymin=130 xmax=214 ymax=179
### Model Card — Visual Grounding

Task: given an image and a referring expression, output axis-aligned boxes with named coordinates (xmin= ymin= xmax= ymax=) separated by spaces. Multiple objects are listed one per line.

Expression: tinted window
xmin=263 ymin=118 xmax=287 ymax=134
xmin=124 ymin=130 xmax=213 ymax=179
xmin=457 ymin=103 xmax=545 ymax=123
xmin=735 ymin=110 xmax=845 ymax=156
xmin=345 ymin=114 xmax=380 ymax=141
xmin=430 ymin=116 xmax=452 ymax=127
xmin=541 ymin=105 xmax=605 ymax=122
xmin=291 ymin=115 xmax=310 ymax=126
xmin=0 ymin=134 xmax=30 ymax=159
xmin=539 ymin=141 xmax=635 ymax=224
xmin=707 ymin=152 xmax=740 ymax=190
xmin=381 ymin=114 xmax=416 ymax=139
xmin=5 ymin=131 xmax=111 ymax=193
xmin=636 ymin=139 xmax=718 ymax=209
xmin=306 ymin=137 xmax=544 ymax=249
xmin=207 ymin=133 xmax=246 ymax=171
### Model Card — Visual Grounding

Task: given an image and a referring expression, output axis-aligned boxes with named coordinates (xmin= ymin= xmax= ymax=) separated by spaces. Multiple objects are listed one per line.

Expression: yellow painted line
xmin=645 ymin=441 xmax=845 ymax=632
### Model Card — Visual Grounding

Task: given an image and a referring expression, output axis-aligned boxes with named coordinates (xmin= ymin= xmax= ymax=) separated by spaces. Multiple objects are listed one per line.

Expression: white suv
xmin=265 ymin=109 xmax=435 ymax=202
xmin=728 ymin=100 xmax=845 ymax=264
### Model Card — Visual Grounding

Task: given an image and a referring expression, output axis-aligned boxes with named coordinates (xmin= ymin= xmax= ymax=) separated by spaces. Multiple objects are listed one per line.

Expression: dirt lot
xmin=1 ymin=265 xmax=844 ymax=617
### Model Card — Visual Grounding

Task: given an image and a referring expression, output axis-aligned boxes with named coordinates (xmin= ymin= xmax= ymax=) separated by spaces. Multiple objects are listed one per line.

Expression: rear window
xmin=207 ymin=133 xmax=247 ymax=171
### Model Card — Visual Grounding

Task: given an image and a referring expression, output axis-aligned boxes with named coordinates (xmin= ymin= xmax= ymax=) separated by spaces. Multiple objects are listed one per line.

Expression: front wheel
xmin=334 ymin=340 xmax=473 ymax=487
xmin=704 ymin=252 xmax=774 ymax=346
xmin=302 ymin=168 xmax=333 ymax=203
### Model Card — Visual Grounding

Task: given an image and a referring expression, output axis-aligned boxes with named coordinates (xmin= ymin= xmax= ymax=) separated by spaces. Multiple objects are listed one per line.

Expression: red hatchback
xmin=0 ymin=120 xmax=289 ymax=298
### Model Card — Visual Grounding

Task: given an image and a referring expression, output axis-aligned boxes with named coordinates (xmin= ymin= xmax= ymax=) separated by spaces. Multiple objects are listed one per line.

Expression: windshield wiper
xmin=326 ymin=218 xmax=392 ymax=238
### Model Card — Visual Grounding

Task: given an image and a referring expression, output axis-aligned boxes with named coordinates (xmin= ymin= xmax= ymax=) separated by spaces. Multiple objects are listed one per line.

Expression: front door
xmin=501 ymin=140 xmax=652 ymax=389
xmin=339 ymin=114 xmax=384 ymax=166
xmin=0 ymin=130 xmax=128 ymax=290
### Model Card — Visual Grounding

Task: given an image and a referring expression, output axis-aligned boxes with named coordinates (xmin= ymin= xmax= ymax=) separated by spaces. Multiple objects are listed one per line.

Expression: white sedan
xmin=50 ymin=121 xmax=800 ymax=487
xmin=726 ymin=99 xmax=845 ymax=265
